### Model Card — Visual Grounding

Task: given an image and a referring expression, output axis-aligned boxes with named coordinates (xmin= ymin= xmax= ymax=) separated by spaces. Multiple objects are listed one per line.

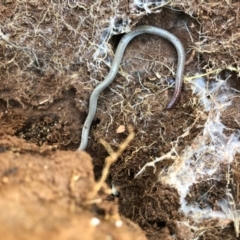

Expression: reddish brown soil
xmin=0 ymin=1 xmax=240 ymax=239
xmin=0 ymin=135 xmax=147 ymax=240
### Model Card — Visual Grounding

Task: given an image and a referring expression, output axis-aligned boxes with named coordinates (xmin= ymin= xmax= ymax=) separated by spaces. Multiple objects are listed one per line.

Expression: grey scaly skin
xmin=78 ymin=25 xmax=185 ymax=151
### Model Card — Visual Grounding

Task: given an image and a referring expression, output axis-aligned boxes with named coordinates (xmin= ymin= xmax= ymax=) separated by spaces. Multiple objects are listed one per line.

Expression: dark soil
xmin=0 ymin=0 xmax=240 ymax=239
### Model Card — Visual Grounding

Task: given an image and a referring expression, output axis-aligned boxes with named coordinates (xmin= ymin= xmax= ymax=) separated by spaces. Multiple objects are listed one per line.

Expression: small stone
xmin=116 ymin=125 xmax=125 ymax=133
xmin=2 ymin=177 xmax=8 ymax=183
